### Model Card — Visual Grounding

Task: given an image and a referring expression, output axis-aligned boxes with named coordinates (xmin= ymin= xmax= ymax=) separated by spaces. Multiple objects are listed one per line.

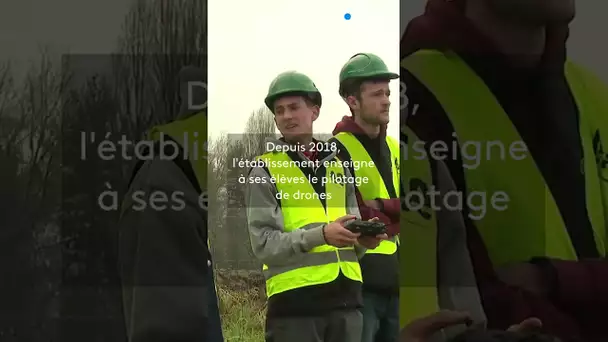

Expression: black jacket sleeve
xmin=118 ymin=158 xmax=210 ymax=342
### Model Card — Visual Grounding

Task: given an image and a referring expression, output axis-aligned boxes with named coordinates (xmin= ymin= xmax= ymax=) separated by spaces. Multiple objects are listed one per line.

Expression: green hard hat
xmin=264 ymin=71 xmax=322 ymax=111
xmin=339 ymin=53 xmax=398 ymax=96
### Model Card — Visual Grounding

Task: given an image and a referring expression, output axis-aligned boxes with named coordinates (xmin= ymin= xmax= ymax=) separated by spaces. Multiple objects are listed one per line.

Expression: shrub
xmin=216 ymin=269 xmax=266 ymax=342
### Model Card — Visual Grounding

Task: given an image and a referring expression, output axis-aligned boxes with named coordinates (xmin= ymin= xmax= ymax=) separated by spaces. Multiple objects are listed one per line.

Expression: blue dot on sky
xmin=344 ymin=13 xmax=351 ymax=20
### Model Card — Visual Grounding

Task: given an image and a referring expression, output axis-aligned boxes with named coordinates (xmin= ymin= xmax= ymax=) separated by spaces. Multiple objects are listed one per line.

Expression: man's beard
xmin=361 ymin=111 xmax=389 ymax=125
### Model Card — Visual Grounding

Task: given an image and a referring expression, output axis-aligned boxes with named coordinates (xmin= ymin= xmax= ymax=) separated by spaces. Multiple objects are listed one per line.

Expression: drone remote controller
xmin=345 ymin=220 xmax=387 ymax=236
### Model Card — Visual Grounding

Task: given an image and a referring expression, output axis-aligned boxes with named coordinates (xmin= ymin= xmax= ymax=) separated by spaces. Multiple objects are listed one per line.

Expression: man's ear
xmin=345 ymin=95 xmax=358 ymax=111
xmin=311 ymin=106 xmax=320 ymax=121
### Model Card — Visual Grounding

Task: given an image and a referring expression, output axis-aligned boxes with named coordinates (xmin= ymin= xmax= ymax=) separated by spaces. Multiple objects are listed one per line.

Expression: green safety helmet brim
xmin=339 ymin=53 xmax=399 ymax=89
xmin=264 ymin=71 xmax=322 ymax=111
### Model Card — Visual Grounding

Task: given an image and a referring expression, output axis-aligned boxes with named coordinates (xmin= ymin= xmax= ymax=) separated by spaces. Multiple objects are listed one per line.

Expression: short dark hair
xmin=340 ymin=77 xmax=390 ymax=116
xmin=339 ymin=78 xmax=363 ymax=100
xmin=303 ymin=96 xmax=319 ymax=108
xmin=340 ymin=76 xmax=391 ymax=98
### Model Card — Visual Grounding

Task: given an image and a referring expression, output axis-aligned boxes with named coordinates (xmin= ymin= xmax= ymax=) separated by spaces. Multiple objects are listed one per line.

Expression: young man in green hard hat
xmin=245 ymin=70 xmax=387 ymax=342
xmin=330 ymin=53 xmax=489 ymax=342
xmin=329 ymin=53 xmax=402 ymax=342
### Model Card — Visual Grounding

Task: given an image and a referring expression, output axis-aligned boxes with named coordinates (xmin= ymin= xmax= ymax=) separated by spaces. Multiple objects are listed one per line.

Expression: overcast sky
xmin=208 ymin=0 xmax=400 ymax=139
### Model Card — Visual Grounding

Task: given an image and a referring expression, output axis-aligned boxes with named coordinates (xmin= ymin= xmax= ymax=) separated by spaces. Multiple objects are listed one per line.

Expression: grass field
xmin=216 ymin=269 xmax=266 ymax=342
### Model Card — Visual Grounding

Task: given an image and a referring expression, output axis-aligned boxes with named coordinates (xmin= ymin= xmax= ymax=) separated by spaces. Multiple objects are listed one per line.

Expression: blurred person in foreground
xmin=401 ymin=0 xmax=608 ymax=341
xmin=245 ymin=70 xmax=386 ymax=342
xmin=399 ymin=111 xmax=488 ymax=342
xmin=118 ymin=66 xmax=223 ymax=341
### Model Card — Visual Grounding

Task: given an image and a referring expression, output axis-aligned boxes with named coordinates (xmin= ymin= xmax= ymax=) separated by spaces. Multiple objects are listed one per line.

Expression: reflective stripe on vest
xmin=402 ymin=50 xmax=607 ymax=265
xmin=256 ymin=151 xmax=363 ymax=298
xmin=333 ymin=132 xmax=400 ymax=255
xmin=399 ymin=125 xmax=440 ymax=328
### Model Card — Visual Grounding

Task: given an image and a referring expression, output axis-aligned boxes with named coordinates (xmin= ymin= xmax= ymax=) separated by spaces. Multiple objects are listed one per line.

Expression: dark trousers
xmin=207 ymin=265 xmax=224 ymax=342
xmin=265 ymin=309 xmax=363 ymax=342
xmin=360 ymin=292 xmax=399 ymax=342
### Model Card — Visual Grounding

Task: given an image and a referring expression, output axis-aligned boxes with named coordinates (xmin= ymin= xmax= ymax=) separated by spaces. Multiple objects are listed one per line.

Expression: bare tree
xmin=0 ymin=60 xmax=20 ymax=179
xmin=19 ymin=48 xmax=69 ymax=217
xmin=0 ymin=46 xmax=70 ymax=341
xmin=54 ymin=1 xmax=208 ymax=340
xmin=208 ymin=134 xmax=230 ymax=243
xmin=2 ymin=0 xmax=209 ymax=339
xmin=242 ymin=107 xmax=277 ymax=157
xmin=210 ymin=107 xmax=275 ymax=269
xmin=112 ymin=0 xmax=207 ymax=159
xmin=0 ymin=61 xmax=24 ymax=175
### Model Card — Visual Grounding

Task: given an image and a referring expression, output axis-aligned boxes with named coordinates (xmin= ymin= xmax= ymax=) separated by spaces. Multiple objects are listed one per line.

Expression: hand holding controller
xmin=345 ymin=219 xmax=387 ymax=236
xmin=346 ymin=218 xmax=388 ymax=249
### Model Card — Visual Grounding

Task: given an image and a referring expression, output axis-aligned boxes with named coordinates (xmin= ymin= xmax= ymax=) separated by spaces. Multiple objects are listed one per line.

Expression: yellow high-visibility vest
xmin=399 ymin=125 xmax=440 ymax=327
xmin=147 ymin=112 xmax=209 ymax=245
xmin=148 ymin=113 xmax=208 ymax=191
xmin=121 ymin=112 xmax=208 ymax=216
xmin=332 ymin=132 xmax=401 ymax=254
xmin=256 ymin=151 xmax=363 ymax=298
xmin=402 ymin=49 xmax=607 ymax=266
